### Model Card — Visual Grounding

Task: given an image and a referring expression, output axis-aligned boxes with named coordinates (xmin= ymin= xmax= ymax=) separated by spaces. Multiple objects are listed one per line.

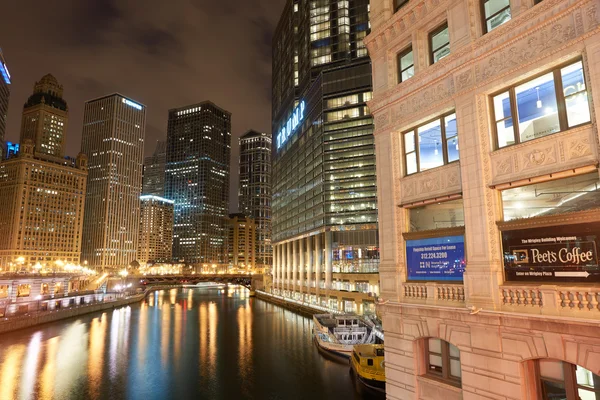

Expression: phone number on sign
xmin=420 ymin=252 xmax=448 ymax=260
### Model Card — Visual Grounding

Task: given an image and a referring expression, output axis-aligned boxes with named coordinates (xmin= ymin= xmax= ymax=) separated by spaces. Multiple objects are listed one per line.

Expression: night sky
xmin=0 ymin=0 xmax=285 ymax=212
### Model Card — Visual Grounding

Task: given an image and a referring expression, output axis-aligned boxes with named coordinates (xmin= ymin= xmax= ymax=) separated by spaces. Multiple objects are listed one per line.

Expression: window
xmin=403 ymin=113 xmax=458 ymax=175
xmin=395 ymin=0 xmax=409 ymax=12
xmin=426 ymin=338 xmax=461 ymax=386
xmin=430 ymin=23 xmax=450 ymax=64
xmin=397 ymin=46 xmax=414 ymax=83
xmin=537 ymin=360 xmax=600 ymax=399
xmin=501 ymin=172 xmax=600 ymax=221
xmin=482 ymin=0 xmax=511 ymax=33
xmin=492 ymin=60 xmax=591 ymax=149
xmin=409 ymin=199 xmax=464 ymax=231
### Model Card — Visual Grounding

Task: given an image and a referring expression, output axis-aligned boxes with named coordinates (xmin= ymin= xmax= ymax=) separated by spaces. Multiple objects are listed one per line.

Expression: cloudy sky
xmin=0 ymin=0 xmax=285 ymax=211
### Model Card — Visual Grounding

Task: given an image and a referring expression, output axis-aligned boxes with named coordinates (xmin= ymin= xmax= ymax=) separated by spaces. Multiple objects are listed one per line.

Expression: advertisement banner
xmin=406 ymin=235 xmax=465 ymax=281
xmin=502 ymin=222 xmax=600 ymax=282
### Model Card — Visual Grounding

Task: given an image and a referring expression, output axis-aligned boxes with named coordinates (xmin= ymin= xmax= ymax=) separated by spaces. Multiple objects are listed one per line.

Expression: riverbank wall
xmin=255 ymin=290 xmax=343 ymax=317
xmin=0 ymin=286 xmax=178 ymax=334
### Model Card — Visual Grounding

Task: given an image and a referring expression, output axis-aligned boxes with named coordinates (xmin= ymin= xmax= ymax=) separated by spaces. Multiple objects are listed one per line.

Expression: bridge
xmin=138 ymin=274 xmax=257 ymax=290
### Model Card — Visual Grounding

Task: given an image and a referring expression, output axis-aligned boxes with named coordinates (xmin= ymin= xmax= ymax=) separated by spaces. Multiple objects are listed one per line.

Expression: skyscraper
xmin=0 ymin=140 xmax=88 ymax=270
xmin=20 ymin=74 xmax=68 ymax=158
xmin=238 ymin=130 xmax=272 ymax=270
xmin=81 ymin=94 xmax=145 ymax=270
xmin=137 ymin=195 xmax=174 ymax=265
xmin=165 ymin=101 xmax=231 ymax=268
xmin=142 ymin=140 xmax=167 ymax=196
xmin=271 ymin=0 xmax=379 ymax=313
xmin=0 ymin=49 xmax=10 ymax=159
xmin=228 ymin=213 xmax=256 ymax=271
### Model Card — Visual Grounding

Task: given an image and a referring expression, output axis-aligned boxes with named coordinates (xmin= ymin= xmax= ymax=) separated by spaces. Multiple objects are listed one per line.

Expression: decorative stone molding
xmin=490 ymin=126 xmax=598 ymax=186
xmin=399 ymin=162 xmax=462 ymax=205
xmin=368 ymin=0 xmax=600 ymax=117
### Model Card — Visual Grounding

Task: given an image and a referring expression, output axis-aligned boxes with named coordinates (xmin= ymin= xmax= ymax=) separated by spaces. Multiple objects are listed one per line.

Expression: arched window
xmin=425 ymin=338 xmax=461 ymax=386
xmin=537 ymin=359 xmax=599 ymax=399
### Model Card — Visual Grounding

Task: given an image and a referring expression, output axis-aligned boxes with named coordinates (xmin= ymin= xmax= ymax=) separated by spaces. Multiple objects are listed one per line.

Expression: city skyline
xmin=0 ymin=0 xmax=286 ymax=212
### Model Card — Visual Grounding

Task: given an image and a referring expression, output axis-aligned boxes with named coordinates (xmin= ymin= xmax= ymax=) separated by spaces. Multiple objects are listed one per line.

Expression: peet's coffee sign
xmin=503 ymin=222 xmax=600 ymax=282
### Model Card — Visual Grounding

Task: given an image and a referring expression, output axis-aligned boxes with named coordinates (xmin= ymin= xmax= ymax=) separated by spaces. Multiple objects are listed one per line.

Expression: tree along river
xmin=0 ymin=286 xmax=384 ymax=400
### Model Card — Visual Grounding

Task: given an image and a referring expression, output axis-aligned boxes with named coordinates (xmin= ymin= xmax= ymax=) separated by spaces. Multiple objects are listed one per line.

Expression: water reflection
xmin=0 ymin=286 xmax=381 ymax=400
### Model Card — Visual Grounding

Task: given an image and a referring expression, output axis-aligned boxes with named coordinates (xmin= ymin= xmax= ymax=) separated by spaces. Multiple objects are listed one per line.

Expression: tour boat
xmin=312 ymin=314 xmax=378 ymax=358
xmin=350 ymin=344 xmax=386 ymax=393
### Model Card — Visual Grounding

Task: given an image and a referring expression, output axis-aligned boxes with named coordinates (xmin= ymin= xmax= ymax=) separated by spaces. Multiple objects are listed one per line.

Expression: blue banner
xmin=406 ymin=236 xmax=465 ymax=281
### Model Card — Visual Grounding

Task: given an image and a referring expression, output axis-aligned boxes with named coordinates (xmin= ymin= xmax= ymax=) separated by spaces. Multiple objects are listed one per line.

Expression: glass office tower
xmin=271 ymin=0 xmax=379 ymax=314
xmin=0 ymin=49 xmax=10 ymax=159
xmin=165 ymin=101 xmax=231 ymax=269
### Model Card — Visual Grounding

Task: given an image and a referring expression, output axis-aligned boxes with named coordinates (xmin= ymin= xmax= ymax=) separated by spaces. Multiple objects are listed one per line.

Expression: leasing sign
xmin=502 ymin=222 xmax=600 ymax=282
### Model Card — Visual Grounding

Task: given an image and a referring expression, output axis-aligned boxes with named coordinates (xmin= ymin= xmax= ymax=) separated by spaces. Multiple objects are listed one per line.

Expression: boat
xmin=350 ymin=344 xmax=386 ymax=393
xmin=312 ymin=314 xmax=378 ymax=358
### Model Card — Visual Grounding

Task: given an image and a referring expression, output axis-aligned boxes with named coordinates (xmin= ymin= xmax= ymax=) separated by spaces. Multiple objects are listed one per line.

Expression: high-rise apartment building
xmin=238 ymin=130 xmax=272 ymax=270
xmin=271 ymin=0 xmax=379 ymax=314
xmin=0 ymin=140 xmax=88 ymax=270
xmin=81 ymin=94 xmax=145 ymax=270
xmin=165 ymin=101 xmax=231 ymax=267
xmin=227 ymin=213 xmax=256 ymax=271
xmin=142 ymin=140 xmax=167 ymax=196
xmin=20 ymin=74 xmax=68 ymax=158
xmin=0 ymin=49 xmax=10 ymax=159
xmin=366 ymin=0 xmax=600 ymax=398
xmin=137 ymin=195 xmax=174 ymax=265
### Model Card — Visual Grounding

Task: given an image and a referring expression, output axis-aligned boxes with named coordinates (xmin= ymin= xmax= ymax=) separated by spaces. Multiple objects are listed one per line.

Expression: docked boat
xmin=312 ymin=314 xmax=379 ymax=358
xmin=350 ymin=344 xmax=386 ymax=393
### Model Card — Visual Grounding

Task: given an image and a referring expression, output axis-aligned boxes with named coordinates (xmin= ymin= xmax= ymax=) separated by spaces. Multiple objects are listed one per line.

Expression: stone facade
xmin=365 ymin=0 xmax=600 ymax=398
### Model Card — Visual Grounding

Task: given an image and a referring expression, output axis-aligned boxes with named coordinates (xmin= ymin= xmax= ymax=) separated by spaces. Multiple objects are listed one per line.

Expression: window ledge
xmin=417 ymin=374 xmax=462 ymax=392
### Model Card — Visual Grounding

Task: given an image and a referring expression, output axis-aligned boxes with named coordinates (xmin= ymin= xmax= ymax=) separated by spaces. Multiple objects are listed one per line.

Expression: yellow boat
xmin=349 ymin=344 xmax=386 ymax=393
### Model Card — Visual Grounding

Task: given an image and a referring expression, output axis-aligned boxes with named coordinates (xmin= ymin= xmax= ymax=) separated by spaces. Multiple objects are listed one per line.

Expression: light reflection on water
xmin=0 ymin=286 xmax=382 ymax=400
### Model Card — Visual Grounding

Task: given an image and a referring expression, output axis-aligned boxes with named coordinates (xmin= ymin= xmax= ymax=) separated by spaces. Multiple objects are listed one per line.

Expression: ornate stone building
xmin=228 ymin=213 xmax=257 ymax=271
xmin=365 ymin=0 xmax=600 ymax=398
xmin=0 ymin=140 xmax=88 ymax=269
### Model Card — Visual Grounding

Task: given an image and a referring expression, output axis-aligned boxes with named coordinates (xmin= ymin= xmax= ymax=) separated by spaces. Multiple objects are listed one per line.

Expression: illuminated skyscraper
xmin=238 ymin=130 xmax=272 ymax=270
xmin=0 ymin=49 xmax=10 ymax=159
xmin=165 ymin=101 xmax=231 ymax=267
xmin=0 ymin=140 xmax=88 ymax=270
xmin=137 ymin=195 xmax=174 ymax=265
xmin=142 ymin=140 xmax=167 ymax=196
xmin=20 ymin=74 xmax=68 ymax=158
xmin=81 ymin=94 xmax=146 ymax=269
xmin=271 ymin=0 xmax=379 ymax=313
xmin=228 ymin=213 xmax=256 ymax=271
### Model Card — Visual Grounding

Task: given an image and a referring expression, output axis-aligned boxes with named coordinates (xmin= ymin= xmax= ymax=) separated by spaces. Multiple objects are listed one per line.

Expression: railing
xmin=499 ymin=285 xmax=600 ymax=319
xmin=403 ymin=283 xmax=465 ymax=305
xmin=500 ymin=286 xmax=543 ymax=308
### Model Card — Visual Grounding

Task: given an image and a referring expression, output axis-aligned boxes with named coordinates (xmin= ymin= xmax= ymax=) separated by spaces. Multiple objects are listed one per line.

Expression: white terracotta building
xmin=365 ymin=0 xmax=600 ymax=398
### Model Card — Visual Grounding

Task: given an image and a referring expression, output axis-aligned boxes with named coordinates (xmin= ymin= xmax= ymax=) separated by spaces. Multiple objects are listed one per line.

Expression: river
xmin=0 ymin=286 xmax=384 ymax=400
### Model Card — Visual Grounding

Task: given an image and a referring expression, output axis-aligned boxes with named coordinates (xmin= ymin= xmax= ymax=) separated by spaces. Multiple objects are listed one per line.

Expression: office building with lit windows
xmin=227 ymin=213 xmax=257 ymax=271
xmin=165 ymin=101 xmax=231 ymax=268
xmin=271 ymin=0 xmax=379 ymax=315
xmin=137 ymin=195 xmax=174 ymax=265
xmin=0 ymin=49 xmax=10 ymax=159
xmin=239 ymin=130 xmax=272 ymax=270
xmin=142 ymin=140 xmax=167 ymax=197
xmin=0 ymin=140 xmax=88 ymax=270
xmin=20 ymin=74 xmax=68 ymax=159
xmin=81 ymin=94 xmax=145 ymax=270
xmin=366 ymin=0 xmax=600 ymax=398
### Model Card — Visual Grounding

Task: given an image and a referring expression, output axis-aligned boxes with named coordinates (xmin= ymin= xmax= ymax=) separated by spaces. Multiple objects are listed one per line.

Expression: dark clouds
xmin=0 ymin=0 xmax=284 ymax=212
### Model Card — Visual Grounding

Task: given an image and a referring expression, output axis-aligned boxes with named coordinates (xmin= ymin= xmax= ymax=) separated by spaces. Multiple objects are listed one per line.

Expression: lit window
xmin=492 ymin=60 xmax=591 ymax=149
xmin=429 ymin=23 xmax=450 ymax=64
xmin=425 ymin=338 xmax=461 ymax=386
xmin=397 ymin=46 xmax=414 ymax=83
xmin=403 ymin=113 xmax=458 ymax=175
xmin=482 ymin=0 xmax=511 ymax=33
